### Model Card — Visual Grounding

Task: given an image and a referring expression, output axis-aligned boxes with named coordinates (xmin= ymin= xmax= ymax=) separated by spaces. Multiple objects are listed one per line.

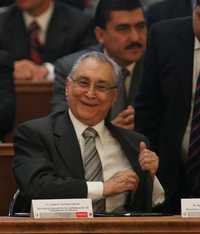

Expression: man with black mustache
xmin=52 ymin=0 xmax=147 ymax=131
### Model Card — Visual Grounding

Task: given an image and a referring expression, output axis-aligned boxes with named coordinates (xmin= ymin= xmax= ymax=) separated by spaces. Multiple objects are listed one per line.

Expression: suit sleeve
xmin=13 ymin=123 xmax=87 ymax=199
xmin=75 ymin=16 xmax=96 ymax=51
xmin=0 ymin=50 xmax=15 ymax=140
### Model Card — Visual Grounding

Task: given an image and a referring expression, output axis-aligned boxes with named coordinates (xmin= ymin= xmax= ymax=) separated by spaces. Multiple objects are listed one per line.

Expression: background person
xmin=0 ymin=0 xmax=95 ymax=81
xmin=135 ymin=0 xmax=200 ymax=213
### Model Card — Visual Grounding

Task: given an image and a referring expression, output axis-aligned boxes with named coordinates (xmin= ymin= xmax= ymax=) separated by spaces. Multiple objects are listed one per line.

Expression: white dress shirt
xmin=69 ymin=109 xmax=164 ymax=211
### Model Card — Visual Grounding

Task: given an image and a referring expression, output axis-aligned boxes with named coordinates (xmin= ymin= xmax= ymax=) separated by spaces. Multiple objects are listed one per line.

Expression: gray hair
xmin=69 ymin=51 xmax=121 ymax=85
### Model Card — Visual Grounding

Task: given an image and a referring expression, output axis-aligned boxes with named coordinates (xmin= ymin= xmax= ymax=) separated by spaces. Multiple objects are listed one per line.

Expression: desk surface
xmin=0 ymin=216 xmax=199 ymax=234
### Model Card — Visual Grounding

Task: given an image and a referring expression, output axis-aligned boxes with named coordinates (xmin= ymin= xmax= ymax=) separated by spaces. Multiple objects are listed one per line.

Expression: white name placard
xmin=31 ymin=198 xmax=93 ymax=219
xmin=181 ymin=198 xmax=200 ymax=217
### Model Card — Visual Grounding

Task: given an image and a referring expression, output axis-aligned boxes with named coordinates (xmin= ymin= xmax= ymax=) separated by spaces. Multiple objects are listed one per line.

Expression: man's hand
xmin=111 ymin=105 xmax=135 ymax=130
xmin=139 ymin=141 xmax=159 ymax=177
xmin=14 ymin=59 xmax=48 ymax=80
xmin=103 ymin=170 xmax=139 ymax=197
xmin=32 ymin=65 xmax=49 ymax=80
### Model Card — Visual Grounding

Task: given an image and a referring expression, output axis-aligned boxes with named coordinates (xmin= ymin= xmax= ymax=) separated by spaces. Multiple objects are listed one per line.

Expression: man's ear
xmin=95 ymin=26 xmax=105 ymax=44
xmin=65 ymin=76 xmax=71 ymax=97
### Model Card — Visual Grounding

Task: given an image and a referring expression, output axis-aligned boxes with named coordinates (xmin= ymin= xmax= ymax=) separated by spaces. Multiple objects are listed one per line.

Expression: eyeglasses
xmin=70 ymin=76 xmax=117 ymax=93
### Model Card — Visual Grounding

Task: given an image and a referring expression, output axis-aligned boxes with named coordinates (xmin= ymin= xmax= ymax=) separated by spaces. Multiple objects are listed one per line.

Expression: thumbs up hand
xmin=138 ymin=141 xmax=159 ymax=177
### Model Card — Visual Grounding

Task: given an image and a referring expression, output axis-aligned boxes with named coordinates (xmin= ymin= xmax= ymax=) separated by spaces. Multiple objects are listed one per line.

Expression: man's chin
xmin=126 ymin=50 xmax=143 ymax=61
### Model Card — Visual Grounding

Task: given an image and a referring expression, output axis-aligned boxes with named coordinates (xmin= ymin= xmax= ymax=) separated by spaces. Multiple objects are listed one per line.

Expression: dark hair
xmin=94 ymin=0 xmax=143 ymax=29
xmin=197 ymin=0 xmax=200 ymax=6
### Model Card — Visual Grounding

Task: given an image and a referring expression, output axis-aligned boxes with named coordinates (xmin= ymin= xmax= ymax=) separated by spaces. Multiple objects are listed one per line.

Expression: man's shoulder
xmin=0 ymin=4 xmax=21 ymax=36
xmin=54 ymin=1 xmax=92 ymax=23
xmin=17 ymin=111 xmax=65 ymax=133
xmin=0 ymin=4 xmax=16 ymax=22
xmin=151 ymin=16 xmax=192 ymax=35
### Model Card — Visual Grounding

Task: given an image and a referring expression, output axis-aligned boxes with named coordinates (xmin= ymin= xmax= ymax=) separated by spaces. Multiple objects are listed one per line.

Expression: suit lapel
xmin=128 ymin=58 xmax=143 ymax=104
xmin=54 ymin=111 xmax=85 ymax=179
xmin=106 ymin=122 xmax=153 ymax=211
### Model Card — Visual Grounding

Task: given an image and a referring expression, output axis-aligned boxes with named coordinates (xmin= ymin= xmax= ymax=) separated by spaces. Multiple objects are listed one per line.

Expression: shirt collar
xmin=68 ymin=109 xmax=105 ymax=144
xmin=103 ymin=48 xmax=135 ymax=74
xmin=23 ymin=1 xmax=54 ymax=33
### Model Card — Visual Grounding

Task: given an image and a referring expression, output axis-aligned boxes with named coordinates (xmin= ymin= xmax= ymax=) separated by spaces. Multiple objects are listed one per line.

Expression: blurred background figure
xmin=0 ymin=0 xmax=96 ymax=81
xmin=135 ymin=0 xmax=200 ymax=213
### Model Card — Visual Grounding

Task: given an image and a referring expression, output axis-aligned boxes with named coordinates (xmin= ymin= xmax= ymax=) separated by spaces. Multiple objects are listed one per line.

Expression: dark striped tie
xmin=188 ymin=73 xmax=200 ymax=158
xmin=29 ymin=21 xmax=43 ymax=65
xmin=82 ymin=128 xmax=105 ymax=211
xmin=109 ymin=67 xmax=129 ymax=119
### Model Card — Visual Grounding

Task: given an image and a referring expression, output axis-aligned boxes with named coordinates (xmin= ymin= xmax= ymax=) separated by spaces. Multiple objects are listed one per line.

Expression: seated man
xmin=0 ymin=50 xmax=15 ymax=141
xmin=13 ymin=52 xmax=164 ymax=213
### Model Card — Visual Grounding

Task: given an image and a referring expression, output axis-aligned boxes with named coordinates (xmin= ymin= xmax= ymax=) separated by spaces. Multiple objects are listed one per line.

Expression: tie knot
xmin=82 ymin=128 xmax=97 ymax=139
xmin=121 ymin=68 xmax=130 ymax=79
xmin=29 ymin=21 xmax=40 ymax=32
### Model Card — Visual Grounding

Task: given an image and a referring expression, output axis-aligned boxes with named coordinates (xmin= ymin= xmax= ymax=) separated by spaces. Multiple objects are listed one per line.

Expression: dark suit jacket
xmin=13 ymin=110 xmax=153 ymax=213
xmin=146 ymin=0 xmax=192 ymax=27
xmin=0 ymin=50 xmax=15 ymax=140
xmin=59 ymin=0 xmax=85 ymax=10
xmin=0 ymin=0 xmax=14 ymax=7
xmin=135 ymin=17 xmax=194 ymax=213
xmin=51 ymin=44 xmax=143 ymax=113
xmin=0 ymin=2 xmax=96 ymax=63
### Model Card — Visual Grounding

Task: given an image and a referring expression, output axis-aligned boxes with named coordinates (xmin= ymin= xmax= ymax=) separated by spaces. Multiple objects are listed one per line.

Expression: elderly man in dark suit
xmin=0 ymin=0 xmax=95 ymax=81
xmin=13 ymin=51 xmax=164 ymax=214
xmin=135 ymin=0 xmax=200 ymax=213
xmin=52 ymin=0 xmax=147 ymax=131
xmin=0 ymin=50 xmax=15 ymax=141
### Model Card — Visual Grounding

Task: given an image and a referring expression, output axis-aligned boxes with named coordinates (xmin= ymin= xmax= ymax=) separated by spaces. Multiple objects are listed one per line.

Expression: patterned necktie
xmin=29 ymin=21 xmax=43 ymax=64
xmin=188 ymin=72 xmax=200 ymax=158
xmin=82 ymin=128 xmax=105 ymax=211
xmin=109 ymin=68 xmax=129 ymax=119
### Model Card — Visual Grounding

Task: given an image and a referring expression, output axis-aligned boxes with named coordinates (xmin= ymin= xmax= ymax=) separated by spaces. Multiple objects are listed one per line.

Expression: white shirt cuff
xmin=43 ymin=62 xmax=55 ymax=81
xmin=152 ymin=176 xmax=165 ymax=207
xmin=87 ymin=182 xmax=103 ymax=200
